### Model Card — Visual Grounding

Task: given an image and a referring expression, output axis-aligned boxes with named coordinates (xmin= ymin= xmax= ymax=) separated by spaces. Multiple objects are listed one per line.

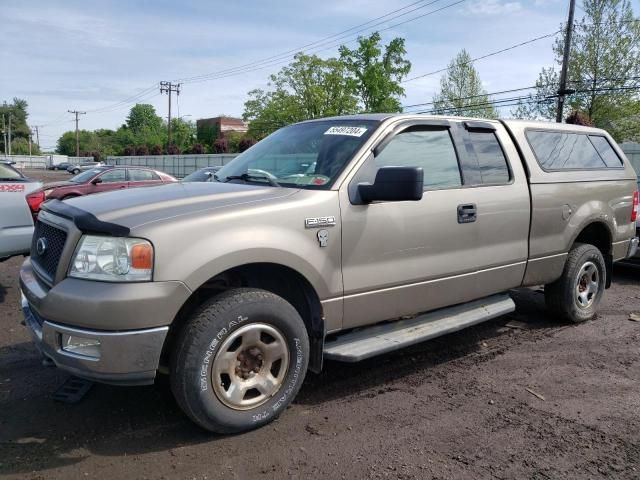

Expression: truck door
xmin=339 ymin=120 xmax=529 ymax=329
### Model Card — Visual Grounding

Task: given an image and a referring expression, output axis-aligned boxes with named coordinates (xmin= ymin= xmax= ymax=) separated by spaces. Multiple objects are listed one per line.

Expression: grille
xmin=31 ymin=221 xmax=68 ymax=281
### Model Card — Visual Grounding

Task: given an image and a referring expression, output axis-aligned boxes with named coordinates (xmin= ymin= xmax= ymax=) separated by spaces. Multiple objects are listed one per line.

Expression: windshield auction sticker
xmin=324 ymin=126 xmax=368 ymax=137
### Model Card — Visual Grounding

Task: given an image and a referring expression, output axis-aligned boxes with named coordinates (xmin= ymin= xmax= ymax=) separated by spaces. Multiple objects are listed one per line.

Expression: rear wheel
xmin=545 ymin=243 xmax=606 ymax=323
xmin=72 ymin=168 xmax=80 ymax=174
xmin=170 ymin=288 xmax=309 ymax=433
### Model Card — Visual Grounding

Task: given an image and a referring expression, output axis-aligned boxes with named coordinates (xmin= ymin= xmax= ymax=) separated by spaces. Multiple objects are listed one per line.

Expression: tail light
xmin=26 ymin=191 xmax=45 ymax=216
xmin=632 ymin=191 xmax=639 ymax=223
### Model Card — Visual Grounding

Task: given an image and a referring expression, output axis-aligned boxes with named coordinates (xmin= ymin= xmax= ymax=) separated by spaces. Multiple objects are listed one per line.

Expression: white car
xmin=0 ymin=161 xmax=42 ymax=261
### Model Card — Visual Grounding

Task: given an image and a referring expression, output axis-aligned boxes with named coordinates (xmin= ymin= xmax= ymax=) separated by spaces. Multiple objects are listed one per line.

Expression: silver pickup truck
xmin=19 ymin=114 xmax=638 ymax=433
xmin=0 ymin=161 xmax=42 ymax=261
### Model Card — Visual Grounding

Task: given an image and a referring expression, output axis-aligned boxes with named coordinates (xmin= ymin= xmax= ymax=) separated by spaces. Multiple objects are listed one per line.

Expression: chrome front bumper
xmin=22 ymin=294 xmax=168 ymax=385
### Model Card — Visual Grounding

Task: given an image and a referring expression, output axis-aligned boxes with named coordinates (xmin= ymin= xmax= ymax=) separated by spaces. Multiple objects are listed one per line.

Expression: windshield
xmin=216 ymin=120 xmax=378 ymax=188
xmin=0 ymin=163 xmax=25 ymax=181
xmin=182 ymin=168 xmax=217 ymax=182
xmin=71 ymin=168 xmax=104 ymax=183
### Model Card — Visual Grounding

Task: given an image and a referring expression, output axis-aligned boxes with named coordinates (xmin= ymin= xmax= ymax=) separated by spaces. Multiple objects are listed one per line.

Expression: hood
xmin=43 ymin=181 xmax=76 ymax=190
xmin=63 ymin=181 xmax=298 ymax=229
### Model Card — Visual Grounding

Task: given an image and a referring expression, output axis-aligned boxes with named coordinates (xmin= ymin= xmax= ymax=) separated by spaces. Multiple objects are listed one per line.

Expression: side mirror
xmin=91 ymin=177 xmax=103 ymax=185
xmin=357 ymin=166 xmax=424 ymax=204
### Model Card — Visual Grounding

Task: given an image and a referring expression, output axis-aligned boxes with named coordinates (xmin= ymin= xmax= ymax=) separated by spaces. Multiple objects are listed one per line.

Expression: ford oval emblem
xmin=36 ymin=237 xmax=48 ymax=256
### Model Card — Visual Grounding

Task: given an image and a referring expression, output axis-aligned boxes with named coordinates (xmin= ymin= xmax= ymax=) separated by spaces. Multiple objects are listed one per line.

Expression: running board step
xmin=324 ymin=294 xmax=515 ymax=362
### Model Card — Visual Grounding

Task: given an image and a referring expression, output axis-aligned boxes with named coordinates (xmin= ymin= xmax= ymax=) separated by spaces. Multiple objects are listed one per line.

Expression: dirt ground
xmin=1 ymin=170 xmax=639 ymax=479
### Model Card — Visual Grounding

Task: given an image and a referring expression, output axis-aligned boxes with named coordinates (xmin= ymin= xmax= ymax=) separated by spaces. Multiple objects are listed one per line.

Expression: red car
xmin=26 ymin=166 xmax=176 ymax=215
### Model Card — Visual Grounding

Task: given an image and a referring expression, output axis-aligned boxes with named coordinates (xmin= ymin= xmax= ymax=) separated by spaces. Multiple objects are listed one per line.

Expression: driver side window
xmin=98 ymin=169 xmax=126 ymax=183
xmin=373 ymin=128 xmax=462 ymax=190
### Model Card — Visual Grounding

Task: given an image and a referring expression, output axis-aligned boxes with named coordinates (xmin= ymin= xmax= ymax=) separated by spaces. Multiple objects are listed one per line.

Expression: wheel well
xmin=163 ymin=263 xmax=325 ymax=373
xmin=573 ymin=222 xmax=613 ymax=287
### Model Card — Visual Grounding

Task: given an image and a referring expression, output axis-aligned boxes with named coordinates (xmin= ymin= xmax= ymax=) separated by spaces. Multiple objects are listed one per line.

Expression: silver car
xmin=0 ymin=162 xmax=42 ymax=261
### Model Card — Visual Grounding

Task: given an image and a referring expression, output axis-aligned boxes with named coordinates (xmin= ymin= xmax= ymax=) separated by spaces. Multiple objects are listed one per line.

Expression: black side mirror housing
xmin=91 ymin=177 xmax=103 ymax=185
xmin=357 ymin=166 xmax=424 ymax=204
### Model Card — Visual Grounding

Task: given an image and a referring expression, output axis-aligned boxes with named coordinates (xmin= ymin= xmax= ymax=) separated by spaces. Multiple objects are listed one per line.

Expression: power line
xmin=403 ymin=29 xmax=563 ymax=83
xmin=175 ymin=0 xmax=452 ymax=84
xmin=177 ymin=0 xmax=468 ymax=85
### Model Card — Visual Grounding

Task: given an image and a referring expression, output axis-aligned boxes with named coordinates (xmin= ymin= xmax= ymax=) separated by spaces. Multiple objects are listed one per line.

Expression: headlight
xmin=69 ymin=235 xmax=153 ymax=282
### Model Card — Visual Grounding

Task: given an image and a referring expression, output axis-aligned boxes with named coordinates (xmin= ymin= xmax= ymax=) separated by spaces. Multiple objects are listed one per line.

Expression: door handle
xmin=457 ymin=203 xmax=477 ymax=224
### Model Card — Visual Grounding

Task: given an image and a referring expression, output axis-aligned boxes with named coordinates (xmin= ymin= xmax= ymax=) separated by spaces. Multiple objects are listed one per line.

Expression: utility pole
xmin=68 ymin=110 xmax=86 ymax=157
xmin=1 ymin=115 xmax=6 ymax=156
xmin=556 ymin=0 xmax=577 ymax=123
xmin=33 ymin=125 xmax=40 ymax=149
xmin=28 ymin=131 xmax=32 ymax=156
xmin=7 ymin=113 xmax=12 ymax=156
xmin=160 ymin=81 xmax=181 ymax=146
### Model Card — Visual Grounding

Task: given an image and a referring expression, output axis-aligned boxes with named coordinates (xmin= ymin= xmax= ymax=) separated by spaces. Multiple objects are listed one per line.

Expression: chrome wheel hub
xmin=575 ymin=261 xmax=599 ymax=309
xmin=212 ymin=323 xmax=289 ymax=410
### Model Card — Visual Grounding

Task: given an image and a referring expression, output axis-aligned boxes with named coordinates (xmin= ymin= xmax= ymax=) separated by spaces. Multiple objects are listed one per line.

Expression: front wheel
xmin=544 ymin=243 xmax=606 ymax=323
xmin=170 ymin=288 xmax=309 ymax=433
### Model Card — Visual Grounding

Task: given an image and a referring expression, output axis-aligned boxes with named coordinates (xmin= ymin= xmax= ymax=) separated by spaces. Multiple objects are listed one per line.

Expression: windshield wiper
xmin=224 ymin=173 xmax=280 ymax=187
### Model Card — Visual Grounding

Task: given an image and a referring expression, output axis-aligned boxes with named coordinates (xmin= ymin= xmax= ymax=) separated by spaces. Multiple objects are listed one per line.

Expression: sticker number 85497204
xmin=0 ymin=184 xmax=25 ymax=192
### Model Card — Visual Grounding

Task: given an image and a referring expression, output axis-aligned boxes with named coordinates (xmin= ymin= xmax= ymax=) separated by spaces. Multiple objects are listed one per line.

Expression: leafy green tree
xmin=170 ymin=118 xmax=196 ymax=151
xmin=339 ymin=32 xmax=411 ymax=112
xmin=126 ymin=104 xmax=163 ymax=134
xmin=244 ymin=53 xmax=359 ymax=138
xmin=56 ymin=130 xmax=98 ymax=156
xmin=1 ymin=98 xmax=34 ymax=153
xmin=10 ymin=137 xmax=40 ymax=155
xmin=513 ymin=0 xmax=640 ymax=140
xmin=431 ymin=49 xmax=497 ymax=119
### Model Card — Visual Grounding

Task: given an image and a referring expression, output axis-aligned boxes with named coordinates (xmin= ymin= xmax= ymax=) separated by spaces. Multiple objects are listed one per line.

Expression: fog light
xmin=61 ymin=334 xmax=101 ymax=358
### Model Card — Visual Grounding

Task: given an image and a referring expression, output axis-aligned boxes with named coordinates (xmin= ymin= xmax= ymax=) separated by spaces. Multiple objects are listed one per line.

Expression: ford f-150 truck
xmin=19 ymin=114 xmax=639 ymax=433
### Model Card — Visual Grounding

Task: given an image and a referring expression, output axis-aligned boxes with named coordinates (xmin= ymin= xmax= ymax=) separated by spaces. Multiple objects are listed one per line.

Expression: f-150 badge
xmin=305 ymin=216 xmax=336 ymax=229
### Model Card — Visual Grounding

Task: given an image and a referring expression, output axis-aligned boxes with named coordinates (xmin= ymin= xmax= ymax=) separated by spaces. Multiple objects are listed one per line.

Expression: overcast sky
xmin=2 ymin=0 xmax=635 ymax=150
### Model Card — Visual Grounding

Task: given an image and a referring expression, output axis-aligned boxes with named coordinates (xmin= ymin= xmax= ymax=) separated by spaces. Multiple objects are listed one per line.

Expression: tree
xmin=244 ymin=53 xmax=359 ymax=138
xmin=190 ymin=143 xmax=205 ymax=154
xmin=431 ymin=49 xmax=497 ymax=119
xmin=170 ymin=118 xmax=196 ymax=151
xmin=1 ymin=98 xmax=35 ymax=153
xmin=239 ymin=137 xmax=257 ymax=152
xmin=135 ymin=145 xmax=149 ymax=156
xmin=213 ymin=138 xmax=229 ymax=154
xmin=150 ymin=144 xmax=164 ymax=155
xmin=565 ymin=110 xmax=594 ymax=126
xmin=339 ymin=32 xmax=411 ymax=112
xmin=513 ymin=0 xmax=640 ymax=140
xmin=126 ymin=104 xmax=163 ymax=134
xmin=57 ymin=130 xmax=96 ymax=156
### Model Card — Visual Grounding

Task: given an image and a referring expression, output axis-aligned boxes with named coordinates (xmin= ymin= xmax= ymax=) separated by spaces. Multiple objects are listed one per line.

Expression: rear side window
xmin=373 ymin=129 xmax=461 ymax=190
xmin=588 ymin=135 xmax=622 ymax=167
xmin=129 ymin=169 xmax=158 ymax=181
xmin=467 ymin=131 xmax=510 ymax=184
xmin=526 ymin=130 xmax=621 ymax=170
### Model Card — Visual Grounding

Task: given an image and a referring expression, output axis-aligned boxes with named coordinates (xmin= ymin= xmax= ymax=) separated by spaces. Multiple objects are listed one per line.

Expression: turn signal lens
xmin=131 ymin=243 xmax=153 ymax=270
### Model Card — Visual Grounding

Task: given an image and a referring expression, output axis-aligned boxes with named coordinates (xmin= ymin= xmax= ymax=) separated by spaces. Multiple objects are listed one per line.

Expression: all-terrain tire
xmin=170 ymin=288 xmax=309 ymax=433
xmin=544 ymin=243 xmax=606 ymax=323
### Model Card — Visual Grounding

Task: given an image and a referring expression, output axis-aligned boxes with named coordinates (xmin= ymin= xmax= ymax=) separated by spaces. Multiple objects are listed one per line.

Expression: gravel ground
xmin=1 ymin=170 xmax=639 ymax=479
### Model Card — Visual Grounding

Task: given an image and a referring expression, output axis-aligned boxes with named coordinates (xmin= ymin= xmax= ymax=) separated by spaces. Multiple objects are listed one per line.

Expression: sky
xmin=0 ymin=0 xmax=632 ymax=151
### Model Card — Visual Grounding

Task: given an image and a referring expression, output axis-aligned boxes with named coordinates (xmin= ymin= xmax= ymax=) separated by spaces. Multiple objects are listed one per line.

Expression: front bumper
xmin=22 ymin=294 xmax=168 ymax=385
